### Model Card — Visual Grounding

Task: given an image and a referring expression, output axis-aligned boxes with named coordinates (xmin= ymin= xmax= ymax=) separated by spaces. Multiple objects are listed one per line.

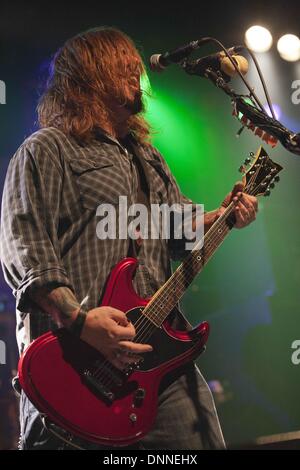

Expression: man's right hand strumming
xmin=29 ymin=284 xmax=152 ymax=371
xmin=80 ymin=306 xmax=153 ymax=370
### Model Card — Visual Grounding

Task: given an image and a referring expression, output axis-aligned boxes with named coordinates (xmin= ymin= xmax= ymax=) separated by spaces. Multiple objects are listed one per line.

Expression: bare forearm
xmin=203 ymin=209 xmax=222 ymax=233
xmin=192 ymin=209 xmax=222 ymax=234
xmin=29 ymin=285 xmax=81 ymax=328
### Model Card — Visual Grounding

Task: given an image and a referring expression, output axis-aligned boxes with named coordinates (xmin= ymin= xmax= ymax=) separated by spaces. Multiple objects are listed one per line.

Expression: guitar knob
xmin=135 ymin=388 xmax=146 ymax=399
xmin=270 ymin=182 xmax=275 ymax=189
xmin=274 ymin=175 xmax=280 ymax=182
xmin=244 ymin=157 xmax=251 ymax=164
xmin=264 ymin=189 xmax=271 ymax=197
xmin=129 ymin=413 xmax=137 ymax=423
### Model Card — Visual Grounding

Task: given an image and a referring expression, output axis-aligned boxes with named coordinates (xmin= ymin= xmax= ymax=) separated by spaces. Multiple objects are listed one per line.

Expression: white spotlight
xmin=277 ymin=34 xmax=300 ymax=62
xmin=245 ymin=25 xmax=273 ymax=53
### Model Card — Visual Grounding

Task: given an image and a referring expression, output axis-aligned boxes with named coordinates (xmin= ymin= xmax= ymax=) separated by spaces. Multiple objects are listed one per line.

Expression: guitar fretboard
xmin=137 ymin=146 xmax=283 ymax=331
xmin=142 ymin=203 xmax=236 ymax=327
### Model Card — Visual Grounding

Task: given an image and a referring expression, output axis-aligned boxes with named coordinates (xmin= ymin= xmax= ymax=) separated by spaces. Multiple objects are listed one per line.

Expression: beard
xmin=124 ymin=89 xmax=144 ymax=115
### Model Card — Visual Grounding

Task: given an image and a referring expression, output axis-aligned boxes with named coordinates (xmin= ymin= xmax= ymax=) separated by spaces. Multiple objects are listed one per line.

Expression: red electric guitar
xmin=18 ymin=147 xmax=282 ymax=447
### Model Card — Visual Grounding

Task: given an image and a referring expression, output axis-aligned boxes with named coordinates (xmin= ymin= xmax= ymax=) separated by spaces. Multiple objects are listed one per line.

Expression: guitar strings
xmin=92 ymin=186 xmax=259 ymax=388
xmin=91 ymin=201 xmax=235 ymax=384
xmin=137 ymin=159 xmax=264 ymax=330
xmin=92 ymin=183 xmax=260 ymax=386
xmin=92 ymin=164 xmax=266 ymax=386
xmin=133 ymin=162 xmax=264 ymax=342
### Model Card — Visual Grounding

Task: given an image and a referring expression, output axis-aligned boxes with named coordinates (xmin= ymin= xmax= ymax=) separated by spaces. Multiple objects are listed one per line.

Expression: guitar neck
xmin=142 ymin=203 xmax=236 ymax=327
xmin=141 ymin=145 xmax=283 ymax=328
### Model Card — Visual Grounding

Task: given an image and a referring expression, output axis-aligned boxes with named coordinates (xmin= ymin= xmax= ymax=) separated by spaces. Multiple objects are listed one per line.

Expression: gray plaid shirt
xmin=0 ymin=127 xmax=194 ymax=352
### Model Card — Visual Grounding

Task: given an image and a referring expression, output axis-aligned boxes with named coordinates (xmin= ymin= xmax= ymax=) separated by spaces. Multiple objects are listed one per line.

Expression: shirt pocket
xmin=68 ymin=157 xmax=129 ymax=210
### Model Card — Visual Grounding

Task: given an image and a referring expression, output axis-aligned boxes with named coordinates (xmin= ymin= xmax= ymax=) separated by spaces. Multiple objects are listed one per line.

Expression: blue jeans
xmin=19 ymin=362 xmax=225 ymax=450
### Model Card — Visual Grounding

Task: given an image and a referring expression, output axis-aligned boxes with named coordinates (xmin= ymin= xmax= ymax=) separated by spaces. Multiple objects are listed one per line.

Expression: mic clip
xmin=182 ymin=59 xmax=231 ymax=83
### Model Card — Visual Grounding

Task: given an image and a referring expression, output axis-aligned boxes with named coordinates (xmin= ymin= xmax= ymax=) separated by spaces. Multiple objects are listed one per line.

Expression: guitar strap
xmin=122 ymin=138 xmax=160 ymax=299
xmin=124 ymin=139 xmax=150 ymax=259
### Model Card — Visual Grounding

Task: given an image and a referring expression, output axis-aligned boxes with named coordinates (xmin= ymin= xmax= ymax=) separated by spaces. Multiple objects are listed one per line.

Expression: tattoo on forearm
xmin=50 ymin=288 xmax=80 ymax=319
xmin=29 ymin=285 xmax=81 ymax=325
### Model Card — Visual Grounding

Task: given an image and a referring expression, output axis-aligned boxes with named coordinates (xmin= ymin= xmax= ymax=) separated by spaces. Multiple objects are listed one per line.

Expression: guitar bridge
xmin=83 ymin=369 xmax=115 ymax=403
xmin=83 ymin=362 xmax=126 ymax=404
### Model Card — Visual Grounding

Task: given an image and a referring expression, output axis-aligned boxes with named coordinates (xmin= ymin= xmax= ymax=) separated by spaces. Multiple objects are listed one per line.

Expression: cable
xmin=245 ymin=46 xmax=276 ymax=119
xmin=184 ymin=37 xmax=265 ymax=111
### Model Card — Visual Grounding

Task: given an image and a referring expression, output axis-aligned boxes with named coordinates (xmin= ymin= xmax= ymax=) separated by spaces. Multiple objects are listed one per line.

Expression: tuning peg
xmin=264 ymin=188 xmax=271 ymax=197
xmin=270 ymin=182 xmax=275 ymax=189
xmin=243 ymin=152 xmax=254 ymax=165
xmin=239 ymin=164 xmax=246 ymax=173
xmin=274 ymin=175 xmax=280 ymax=182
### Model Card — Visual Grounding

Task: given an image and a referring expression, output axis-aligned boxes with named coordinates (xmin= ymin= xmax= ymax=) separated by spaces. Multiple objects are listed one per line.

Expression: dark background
xmin=0 ymin=0 xmax=300 ymax=449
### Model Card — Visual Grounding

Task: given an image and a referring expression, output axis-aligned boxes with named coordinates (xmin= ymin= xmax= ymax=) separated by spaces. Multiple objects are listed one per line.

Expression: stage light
xmin=245 ymin=26 xmax=273 ymax=53
xmin=277 ymin=34 xmax=300 ymax=62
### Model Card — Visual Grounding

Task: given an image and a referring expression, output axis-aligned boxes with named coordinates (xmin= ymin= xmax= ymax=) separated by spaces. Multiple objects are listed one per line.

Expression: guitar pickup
xmin=83 ymin=369 xmax=115 ymax=403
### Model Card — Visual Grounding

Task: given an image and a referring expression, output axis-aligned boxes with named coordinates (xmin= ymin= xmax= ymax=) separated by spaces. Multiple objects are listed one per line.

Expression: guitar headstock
xmin=239 ymin=146 xmax=283 ymax=197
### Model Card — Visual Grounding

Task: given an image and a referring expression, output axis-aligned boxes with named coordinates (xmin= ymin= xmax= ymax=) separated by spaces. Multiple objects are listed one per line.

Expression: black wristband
xmin=68 ymin=308 xmax=87 ymax=338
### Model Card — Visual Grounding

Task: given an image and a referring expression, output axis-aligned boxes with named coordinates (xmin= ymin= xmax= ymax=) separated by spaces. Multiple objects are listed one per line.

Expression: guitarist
xmin=0 ymin=27 xmax=258 ymax=450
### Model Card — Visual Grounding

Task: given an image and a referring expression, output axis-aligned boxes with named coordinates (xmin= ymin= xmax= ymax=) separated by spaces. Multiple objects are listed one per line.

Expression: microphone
xmin=149 ymin=40 xmax=201 ymax=72
xmin=184 ymin=48 xmax=248 ymax=78
xmin=150 ymin=43 xmax=248 ymax=79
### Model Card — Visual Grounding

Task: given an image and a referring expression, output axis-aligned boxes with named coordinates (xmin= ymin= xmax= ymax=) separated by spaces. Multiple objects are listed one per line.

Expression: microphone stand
xmin=182 ymin=62 xmax=300 ymax=157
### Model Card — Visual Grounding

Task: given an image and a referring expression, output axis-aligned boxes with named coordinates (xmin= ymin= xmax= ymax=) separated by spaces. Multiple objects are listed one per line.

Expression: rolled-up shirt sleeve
xmin=0 ymin=141 xmax=73 ymax=315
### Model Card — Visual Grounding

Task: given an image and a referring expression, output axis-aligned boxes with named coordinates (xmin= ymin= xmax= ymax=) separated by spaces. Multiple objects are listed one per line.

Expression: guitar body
xmin=18 ymin=257 xmax=209 ymax=447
